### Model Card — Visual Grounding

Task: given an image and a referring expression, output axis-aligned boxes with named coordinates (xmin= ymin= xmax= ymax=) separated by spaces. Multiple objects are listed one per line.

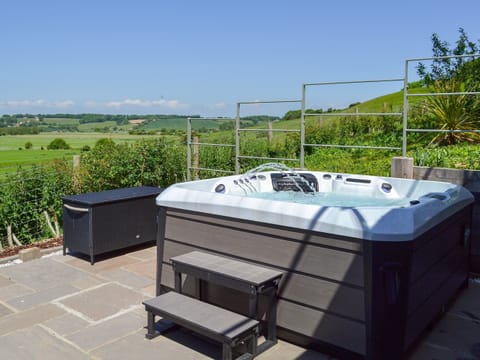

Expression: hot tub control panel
xmin=270 ymin=173 xmax=318 ymax=192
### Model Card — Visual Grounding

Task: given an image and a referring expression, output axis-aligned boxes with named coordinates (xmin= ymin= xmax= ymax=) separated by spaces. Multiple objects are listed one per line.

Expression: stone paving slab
xmin=0 ymin=303 xmax=64 ymax=336
xmin=98 ymin=268 xmax=154 ymax=290
xmin=122 ymin=258 xmax=156 ymax=279
xmin=59 ymin=282 xmax=145 ymax=322
xmin=64 ymin=254 xmax=140 ymax=275
xmin=256 ymin=339 xmax=330 ymax=359
xmin=0 ymin=325 xmax=88 ymax=360
xmin=66 ymin=308 xmax=145 ymax=352
xmin=0 ymin=274 xmax=14 ymax=287
xmin=0 ymin=283 xmax=35 ymax=302
xmin=94 ymin=327 xmax=220 ymax=360
xmin=420 ymin=313 xmax=480 ymax=359
xmin=68 ymin=274 xmax=108 ymax=290
xmin=0 ymin=257 xmax=88 ymax=291
xmin=141 ymin=283 xmax=156 ymax=298
xmin=7 ymin=284 xmax=79 ymax=311
xmin=125 ymin=246 xmax=156 ymax=261
xmin=42 ymin=312 xmax=91 ymax=337
xmin=0 ymin=302 xmax=13 ymax=317
xmin=448 ymin=280 xmax=480 ymax=321
xmin=408 ymin=343 xmax=455 ymax=360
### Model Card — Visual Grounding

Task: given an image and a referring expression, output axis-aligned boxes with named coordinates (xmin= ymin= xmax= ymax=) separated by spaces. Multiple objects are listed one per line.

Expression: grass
xmin=141 ymin=118 xmax=232 ymax=130
xmin=351 ymin=87 xmax=430 ymax=113
xmin=0 ymin=133 xmax=165 ymax=176
xmin=39 ymin=118 xmax=136 ymax=132
xmin=0 ymin=149 xmax=77 ymax=174
xmin=78 ymin=121 xmax=119 ymax=131
xmin=42 ymin=117 xmax=80 ymax=125
xmin=0 ymin=133 xmax=150 ymax=150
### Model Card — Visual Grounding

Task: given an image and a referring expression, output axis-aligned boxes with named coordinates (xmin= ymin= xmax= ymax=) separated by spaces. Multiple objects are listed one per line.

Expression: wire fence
xmin=1 ymin=137 xmax=187 ymax=250
xmin=0 ymin=165 xmax=70 ymax=250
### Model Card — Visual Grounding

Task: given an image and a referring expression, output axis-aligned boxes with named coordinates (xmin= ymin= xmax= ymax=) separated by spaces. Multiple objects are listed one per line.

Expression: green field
xmin=42 ymin=117 xmax=80 ymax=125
xmin=140 ymin=118 xmax=233 ymax=131
xmin=0 ymin=133 xmax=164 ymax=175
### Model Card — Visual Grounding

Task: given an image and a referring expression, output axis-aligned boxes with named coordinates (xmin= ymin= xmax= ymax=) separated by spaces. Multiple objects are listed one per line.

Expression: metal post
xmin=235 ymin=102 xmax=241 ymax=174
xmin=187 ymin=117 xmax=192 ymax=181
xmin=300 ymin=84 xmax=306 ymax=169
xmin=402 ymin=60 xmax=409 ymax=157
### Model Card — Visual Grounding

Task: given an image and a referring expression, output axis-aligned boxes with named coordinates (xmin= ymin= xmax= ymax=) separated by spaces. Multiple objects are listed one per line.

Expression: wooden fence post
xmin=268 ymin=122 xmax=273 ymax=144
xmin=72 ymin=155 xmax=81 ymax=190
xmin=391 ymin=157 xmax=413 ymax=179
xmin=193 ymin=135 xmax=199 ymax=180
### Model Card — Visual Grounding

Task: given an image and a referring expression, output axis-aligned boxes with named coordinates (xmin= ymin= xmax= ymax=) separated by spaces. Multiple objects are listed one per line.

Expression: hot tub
xmin=154 ymin=169 xmax=474 ymax=360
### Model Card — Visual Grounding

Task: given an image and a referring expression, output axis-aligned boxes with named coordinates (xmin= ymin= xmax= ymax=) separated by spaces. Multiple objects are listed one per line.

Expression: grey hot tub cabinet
xmin=63 ymin=186 xmax=163 ymax=264
xmin=155 ymin=204 xmax=473 ymax=360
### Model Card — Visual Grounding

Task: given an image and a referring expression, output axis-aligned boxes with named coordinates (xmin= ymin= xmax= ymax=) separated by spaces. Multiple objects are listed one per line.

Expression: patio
xmin=0 ymin=245 xmax=479 ymax=359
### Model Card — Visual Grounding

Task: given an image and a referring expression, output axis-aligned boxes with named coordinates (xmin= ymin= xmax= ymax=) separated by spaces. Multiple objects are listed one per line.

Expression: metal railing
xmin=235 ymin=100 xmax=302 ymax=173
xmin=402 ymin=54 xmax=480 ymax=156
xmin=186 ymin=117 xmax=236 ymax=181
xmin=300 ymin=79 xmax=404 ymax=169
xmin=187 ymin=54 xmax=480 ymax=177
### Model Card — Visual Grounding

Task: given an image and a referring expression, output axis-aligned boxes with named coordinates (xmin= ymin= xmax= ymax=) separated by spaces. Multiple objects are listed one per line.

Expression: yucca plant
xmin=426 ymin=79 xmax=480 ymax=145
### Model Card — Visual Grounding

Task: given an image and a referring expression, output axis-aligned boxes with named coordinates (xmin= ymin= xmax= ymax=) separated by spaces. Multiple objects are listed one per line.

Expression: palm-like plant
xmin=426 ymin=79 xmax=480 ymax=145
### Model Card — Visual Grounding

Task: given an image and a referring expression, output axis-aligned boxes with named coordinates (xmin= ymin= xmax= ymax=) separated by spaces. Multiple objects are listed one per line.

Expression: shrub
xmin=94 ymin=138 xmax=115 ymax=148
xmin=78 ymin=138 xmax=186 ymax=192
xmin=47 ymin=138 xmax=70 ymax=150
xmin=0 ymin=161 xmax=74 ymax=246
xmin=25 ymin=141 xmax=33 ymax=149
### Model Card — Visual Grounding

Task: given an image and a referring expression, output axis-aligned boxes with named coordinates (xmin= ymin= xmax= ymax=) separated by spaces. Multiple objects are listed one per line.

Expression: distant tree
xmin=417 ymin=28 xmax=479 ymax=85
xmin=47 ymin=138 xmax=70 ymax=150
xmin=94 ymin=138 xmax=116 ymax=148
xmin=25 ymin=141 xmax=33 ymax=149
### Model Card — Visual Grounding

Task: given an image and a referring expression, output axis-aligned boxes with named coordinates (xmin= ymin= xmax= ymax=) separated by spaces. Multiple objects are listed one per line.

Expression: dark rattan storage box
xmin=63 ymin=186 xmax=163 ymax=264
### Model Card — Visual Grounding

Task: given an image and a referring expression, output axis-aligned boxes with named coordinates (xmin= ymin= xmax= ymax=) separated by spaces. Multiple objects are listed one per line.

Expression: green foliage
xmin=417 ymin=27 xmax=479 ymax=87
xmin=412 ymin=144 xmax=480 ymax=169
xmin=78 ymin=138 xmax=186 ymax=191
xmin=414 ymin=79 xmax=480 ymax=145
xmin=24 ymin=142 xmax=33 ymax=150
xmin=94 ymin=138 xmax=116 ymax=148
xmin=305 ymin=148 xmax=393 ymax=176
xmin=0 ymin=126 xmax=40 ymax=135
xmin=304 ymin=115 xmax=402 ymax=149
xmin=0 ymin=161 xmax=74 ymax=246
xmin=47 ymin=138 xmax=71 ymax=150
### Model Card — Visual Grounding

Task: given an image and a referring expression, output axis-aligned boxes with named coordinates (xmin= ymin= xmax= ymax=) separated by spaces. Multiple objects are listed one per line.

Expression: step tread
xmin=144 ymin=292 xmax=258 ymax=341
xmin=171 ymin=251 xmax=283 ymax=286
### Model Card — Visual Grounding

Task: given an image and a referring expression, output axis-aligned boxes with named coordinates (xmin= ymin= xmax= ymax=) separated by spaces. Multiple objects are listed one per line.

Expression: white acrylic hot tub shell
xmin=156 ymin=172 xmax=474 ymax=241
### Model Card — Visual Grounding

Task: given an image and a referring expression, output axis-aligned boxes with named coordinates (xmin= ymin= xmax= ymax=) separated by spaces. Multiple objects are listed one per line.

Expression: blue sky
xmin=1 ymin=0 xmax=479 ymax=117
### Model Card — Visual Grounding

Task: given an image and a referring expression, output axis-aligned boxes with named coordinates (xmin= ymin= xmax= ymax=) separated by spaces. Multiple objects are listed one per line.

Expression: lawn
xmin=0 ymin=149 xmax=77 ymax=175
xmin=0 ymin=133 xmax=165 ymax=176
xmin=0 ymin=133 xmax=153 ymax=150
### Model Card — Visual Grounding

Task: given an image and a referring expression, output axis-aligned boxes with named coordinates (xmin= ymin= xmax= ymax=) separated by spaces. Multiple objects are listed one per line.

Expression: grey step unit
xmin=63 ymin=186 xmax=163 ymax=264
xmin=170 ymin=251 xmax=283 ymax=354
xmin=145 ymin=251 xmax=283 ymax=359
xmin=144 ymin=292 xmax=258 ymax=360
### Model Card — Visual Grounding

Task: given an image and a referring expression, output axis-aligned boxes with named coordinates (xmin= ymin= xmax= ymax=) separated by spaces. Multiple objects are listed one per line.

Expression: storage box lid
xmin=62 ymin=186 xmax=163 ymax=206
